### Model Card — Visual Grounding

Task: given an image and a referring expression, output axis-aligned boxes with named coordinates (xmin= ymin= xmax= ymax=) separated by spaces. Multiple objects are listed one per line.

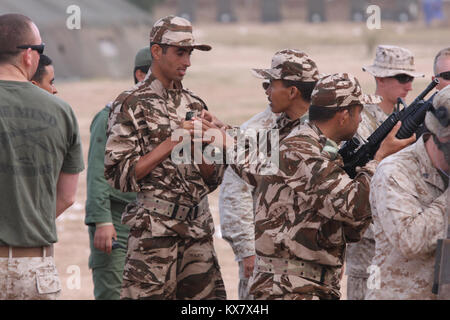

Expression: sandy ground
xmin=52 ymin=21 xmax=447 ymax=300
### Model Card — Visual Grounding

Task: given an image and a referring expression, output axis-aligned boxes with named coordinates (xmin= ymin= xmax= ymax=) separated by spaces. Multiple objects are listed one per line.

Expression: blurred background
xmin=1 ymin=0 xmax=448 ymax=299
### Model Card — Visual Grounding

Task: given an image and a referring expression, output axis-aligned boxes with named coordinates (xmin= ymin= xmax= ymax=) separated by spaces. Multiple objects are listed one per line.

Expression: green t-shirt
xmin=0 ymin=80 xmax=84 ymax=247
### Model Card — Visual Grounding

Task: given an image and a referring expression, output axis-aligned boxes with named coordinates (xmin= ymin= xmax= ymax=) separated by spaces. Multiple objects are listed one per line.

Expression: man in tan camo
xmin=366 ymin=85 xmax=449 ymax=300
xmin=345 ymin=45 xmax=424 ymax=300
xmin=230 ymin=72 xmax=415 ymax=300
xmin=218 ymin=80 xmax=278 ymax=300
xmin=104 ymin=15 xmax=226 ymax=300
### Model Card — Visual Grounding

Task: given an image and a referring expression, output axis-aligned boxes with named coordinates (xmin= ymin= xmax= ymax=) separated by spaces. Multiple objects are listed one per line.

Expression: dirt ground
xmin=53 ymin=21 xmax=447 ymax=300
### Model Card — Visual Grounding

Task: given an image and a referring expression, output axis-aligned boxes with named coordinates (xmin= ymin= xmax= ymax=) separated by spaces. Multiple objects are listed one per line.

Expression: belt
xmin=137 ymin=195 xmax=208 ymax=221
xmin=0 ymin=245 xmax=54 ymax=258
xmin=255 ymin=255 xmax=339 ymax=287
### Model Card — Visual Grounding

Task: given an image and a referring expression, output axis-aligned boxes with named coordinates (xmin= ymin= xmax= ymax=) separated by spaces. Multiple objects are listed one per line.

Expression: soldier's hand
xmin=94 ymin=225 xmax=117 ymax=254
xmin=200 ymin=109 xmax=226 ymax=129
xmin=193 ymin=118 xmax=234 ymax=150
xmin=243 ymin=255 xmax=256 ymax=279
xmin=374 ymin=121 xmax=416 ymax=162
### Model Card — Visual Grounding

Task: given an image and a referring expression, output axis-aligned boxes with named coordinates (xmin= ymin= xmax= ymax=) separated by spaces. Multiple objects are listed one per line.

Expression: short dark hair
xmin=133 ymin=65 xmax=150 ymax=84
xmin=309 ymin=104 xmax=360 ymax=122
xmin=31 ymin=54 xmax=52 ymax=83
xmin=0 ymin=14 xmax=34 ymax=64
xmin=281 ymin=80 xmax=317 ymax=102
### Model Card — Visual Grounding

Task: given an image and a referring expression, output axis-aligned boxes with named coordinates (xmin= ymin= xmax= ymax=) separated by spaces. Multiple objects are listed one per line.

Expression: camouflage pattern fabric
xmin=426 ymin=85 xmax=450 ymax=139
xmin=366 ymin=136 xmax=448 ymax=300
xmin=362 ymin=45 xmax=424 ymax=78
xmin=219 ymin=106 xmax=278 ymax=300
xmin=105 ymin=73 xmax=226 ymax=299
xmin=232 ymin=121 xmax=377 ymax=300
xmin=252 ymin=49 xmax=319 ymax=82
xmin=150 ymin=15 xmax=211 ymax=51
xmin=345 ymin=103 xmax=389 ymax=299
xmin=121 ymin=234 xmax=225 ymax=300
xmin=311 ymin=73 xmax=382 ymax=108
xmin=0 ymin=257 xmax=61 ymax=300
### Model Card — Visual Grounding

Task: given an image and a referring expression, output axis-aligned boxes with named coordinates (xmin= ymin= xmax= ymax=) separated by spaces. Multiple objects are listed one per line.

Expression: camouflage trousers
xmin=249 ymin=272 xmax=340 ymax=300
xmin=121 ymin=235 xmax=226 ymax=300
xmin=346 ymin=276 xmax=368 ymax=300
xmin=0 ymin=255 xmax=61 ymax=300
xmin=238 ymin=260 xmax=253 ymax=300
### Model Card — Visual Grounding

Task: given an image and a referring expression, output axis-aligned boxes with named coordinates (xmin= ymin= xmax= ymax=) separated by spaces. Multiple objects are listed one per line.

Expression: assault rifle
xmin=339 ymin=78 xmax=440 ymax=178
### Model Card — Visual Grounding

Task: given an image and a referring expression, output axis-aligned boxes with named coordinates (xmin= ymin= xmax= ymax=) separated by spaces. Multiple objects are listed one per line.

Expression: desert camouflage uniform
xmin=219 ymin=106 xmax=278 ymax=300
xmin=231 ymin=73 xmax=379 ymax=300
xmin=345 ymin=103 xmax=388 ymax=300
xmin=104 ymin=16 xmax=225 ymax=300
xmin=346 ymin=45 xmax=424 ymax=300
xmin=105 ymin=72 xmax=226 ymax=300
xmin=366 ymin=136 xmax=448 ymax=300
xmin=0 ymin=255 xmax=60 ymax=300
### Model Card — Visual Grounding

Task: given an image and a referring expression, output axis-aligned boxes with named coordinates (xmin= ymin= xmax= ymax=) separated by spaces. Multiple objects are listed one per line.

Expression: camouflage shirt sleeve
xmin=279 ymin=134 xmax=375 ymax=242
xmin=370 ymin=162 xmax=448 ymax=259
xmin=219 ymin=167 xmax=255 ymax=260
xmin=104 ymin=96 xmax=143 ymax=193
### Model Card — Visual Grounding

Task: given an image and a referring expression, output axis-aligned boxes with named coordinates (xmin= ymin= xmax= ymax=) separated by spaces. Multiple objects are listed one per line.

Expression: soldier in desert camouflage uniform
xmin=219 ymin=81 xmax=279 ymax=300
xmin=366 ymin=85 xmax=449 ymax=300
xmin=230 ymin=72 xmax=415 ymax=300
xmin=345 ymin=45 xmax=424 ymax=300
xmin=218 ymin=51 xmax=318 ymax=300
xmin=104 ymin=15 xmax=226 ymax=300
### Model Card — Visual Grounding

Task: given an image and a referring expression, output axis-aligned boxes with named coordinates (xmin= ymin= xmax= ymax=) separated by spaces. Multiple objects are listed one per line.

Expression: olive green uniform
xmin=85 ymin=105 xmax=136 ymax=300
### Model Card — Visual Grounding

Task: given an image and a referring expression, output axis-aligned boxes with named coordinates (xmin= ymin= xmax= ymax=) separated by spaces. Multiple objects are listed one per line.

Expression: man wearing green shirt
xmin=0 ymin=14 xmax=84 ymax=300
xmin=85 ymin=47 xmax=151 ymax=300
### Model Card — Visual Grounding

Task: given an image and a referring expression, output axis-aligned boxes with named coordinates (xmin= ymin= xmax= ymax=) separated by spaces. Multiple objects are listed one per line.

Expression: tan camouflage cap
xmin=252 ymin=49 xmax=319 ymax=82
xmin=363 ymin=45 xmax=424 ymax=78
xmin=150 ymin=15 xmax=211 ymax=51
xmin=311 ymin=73 xmax=382 ymax=108
xmin=426 ymin=85 xmax=450 ymax=138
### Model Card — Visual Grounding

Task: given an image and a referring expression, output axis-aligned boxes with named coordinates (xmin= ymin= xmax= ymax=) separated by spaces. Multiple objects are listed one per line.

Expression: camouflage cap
xmin=363 ymin=45 xmax=424 ymax=78
xmin=134 ymin=46 xmax=152 ymax=68
xmin=150 ymin=15 xmax=211 ymax=51
xmin=426 ymin=85 xmax=450 ymax=138
xmin=252 ymin=49 xmax=319 ymax=82
xmin=311 ymin=73 xmax=382 ymax=108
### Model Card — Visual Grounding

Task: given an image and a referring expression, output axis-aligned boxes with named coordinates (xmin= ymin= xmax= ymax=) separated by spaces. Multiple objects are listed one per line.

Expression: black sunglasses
xmin=16 ymin=43 xmax=45 ymax=54
xmin=390 ymin=74 xmax=414 ymax=84
xmin=436 ymin=71 xmax=450 ymax=81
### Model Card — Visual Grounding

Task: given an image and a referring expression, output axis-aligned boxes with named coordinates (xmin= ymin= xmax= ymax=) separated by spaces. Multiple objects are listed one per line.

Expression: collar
xmin=144 ymin=72 xmax=184 ymax=100
xmin=307 ymin=122 xmax=341 ymax=160
xmin=415 ymin=135 xmax=446 ymax=191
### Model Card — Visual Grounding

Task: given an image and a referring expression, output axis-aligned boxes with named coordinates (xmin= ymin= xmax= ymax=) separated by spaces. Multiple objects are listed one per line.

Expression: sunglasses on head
xmin=436 ymin=71 xmax=450 ymax=81
xmin=16 ymin=43 xmax=45 ymax=54
xmin=390 ymin=74 xmax=414 ymax=84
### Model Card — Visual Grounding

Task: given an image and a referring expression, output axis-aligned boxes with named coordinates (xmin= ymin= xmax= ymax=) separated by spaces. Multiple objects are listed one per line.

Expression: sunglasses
xmin=16 ymin=43 xmax=45 ymax=54
xmin=390 ymin=74 xmax=414 ymax=84
xmin=436 ymin=71 xmax=450 ymax=81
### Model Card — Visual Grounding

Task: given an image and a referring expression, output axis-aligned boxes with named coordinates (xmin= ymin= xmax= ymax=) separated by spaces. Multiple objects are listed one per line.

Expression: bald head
xmin=0 ymin=14 xmax=39 ymax=64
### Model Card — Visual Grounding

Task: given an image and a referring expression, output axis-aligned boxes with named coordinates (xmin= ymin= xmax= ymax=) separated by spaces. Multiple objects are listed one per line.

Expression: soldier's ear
xmin=151 ymin=44 xmax=162 ymax=61
xmin=289 ymin=86 xmax=300 ymax=100
xmin=338 ymin=109 xmax=350 ymax=125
